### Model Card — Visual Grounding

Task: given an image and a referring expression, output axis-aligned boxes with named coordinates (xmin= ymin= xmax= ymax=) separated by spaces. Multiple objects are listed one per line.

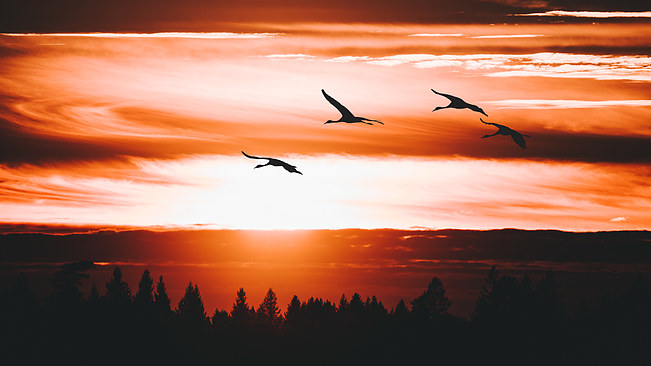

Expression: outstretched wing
xmin=480 ymin=118 xmax=496 ymax=127
xmin=510 ymin=133 xmax=527 ymax=149
xmin=241 ymin=151 xmax=270 ymax=160
xmin=431 ymin=89 xmax=464 ymax=104
xmin=322 ymin=89 xmax=355 ymax=119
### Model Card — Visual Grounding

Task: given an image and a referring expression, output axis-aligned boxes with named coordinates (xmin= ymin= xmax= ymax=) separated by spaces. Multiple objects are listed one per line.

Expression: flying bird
xmin=431 ymin=89 xmax=488 ymax=116
xmin=480 ymin=118 xmax=530 ymax=149
xmin=322 ymin=89 xmax=383 ymax=125
xmin=242 ymin=151 xmax=303 ymax=175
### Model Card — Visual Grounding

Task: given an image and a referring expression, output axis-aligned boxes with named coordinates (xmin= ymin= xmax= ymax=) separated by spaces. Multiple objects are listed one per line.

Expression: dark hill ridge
xmin=1 ymin=228 xmax=650 ymax=316
xmin=2 ymin=228 xmax=650 ymax=265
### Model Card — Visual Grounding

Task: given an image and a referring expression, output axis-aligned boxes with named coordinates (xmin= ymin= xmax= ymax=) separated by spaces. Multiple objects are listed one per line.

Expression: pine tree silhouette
xmin=231 ymin=287 xmax=253 ymax=324
xmin=134 ymin=269 xmax=154 ymax=307
xmin=105 ymin=266 xmax=132 ymax=307
xmin=257 ymin=288 xmax=281 ymax=325
xmin=285 ymin=295 xmax=302 ymax=326
xmin=154 ymin=275 xmax=171 ymax=314
xmin=411 ymin=277 xmax=451 ymax=321
xmin=177 ymin=282 xmax=207 ymax=326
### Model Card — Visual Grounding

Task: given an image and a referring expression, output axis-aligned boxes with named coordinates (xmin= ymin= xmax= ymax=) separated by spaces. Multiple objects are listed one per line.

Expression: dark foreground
xmin=2 ymin=263 xmax=650 ymax=366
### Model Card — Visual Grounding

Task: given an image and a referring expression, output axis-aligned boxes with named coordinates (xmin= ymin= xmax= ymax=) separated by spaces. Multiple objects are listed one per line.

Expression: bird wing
xmin=241 ymin=151 xmax=270 ymax=160
xmin=510 ymin=133 xmax=527 ymax=149
xmin=431 ymin=89 xmax=463 ymax=104
xmin=322 ymin=89 xmax=355 ymax=119
xmin=480 ymin=118 xmax=496 ymax=127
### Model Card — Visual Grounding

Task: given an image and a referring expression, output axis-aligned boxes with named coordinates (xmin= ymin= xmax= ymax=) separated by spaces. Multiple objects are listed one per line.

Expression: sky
xmin=1 ymin=19 xmax=650 ymax=231
xmin=1 ymin=0 xmax=650 ymax=316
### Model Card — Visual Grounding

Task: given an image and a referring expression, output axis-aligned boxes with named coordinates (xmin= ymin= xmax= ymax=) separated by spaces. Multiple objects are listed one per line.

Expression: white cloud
xmin=513 ymin=11 xmax=651 ymax=18
xmin=470 ymin=34 xmax=544 ymax=39
xmin=483 ymin=99 xmax=651 ymax=109
xmin=326 ymin=56 xmax=372 ymax=63
xmin=408 ymin=33 xmax=464 ymax=37
xmin=325 ymin=52 xmax=651 ymax=81
xmin=263 ymin=53 xmax=316 ymax=61
xmin=610 ymin=216 xmax=629 ymax=222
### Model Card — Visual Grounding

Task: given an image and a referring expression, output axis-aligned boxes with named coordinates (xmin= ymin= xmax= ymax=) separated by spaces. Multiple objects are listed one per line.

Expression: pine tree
xmin=411 ymin=277 xmax=451 ymax=320
xmin=256 ymin=288 xmax=281 ymax=325
xmin=285 ymin=295 xmax=302 ymax=325
xmin=105 ymin=266 xmax=132 ymax=307
xmin=212 ymin=308 xmax=229 ymax=328
xmin=88 ymin=283 xmax=100 ymax=305
xmin=154 ymin=275 xmax=171 ymax=313
xmin=177 ymin=282 xmax=207 ymax=325
xmin=393 ymin=299 xmax=408 ymax=318
xmin=231 ymin=287 xmax=252 ymax=323
xmin=134 ymin=269 xmax=154 ymax=307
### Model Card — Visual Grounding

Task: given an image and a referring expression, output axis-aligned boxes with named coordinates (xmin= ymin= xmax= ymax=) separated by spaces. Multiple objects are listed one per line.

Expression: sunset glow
xmin=1 ymin=24 xmax=650 ymax=231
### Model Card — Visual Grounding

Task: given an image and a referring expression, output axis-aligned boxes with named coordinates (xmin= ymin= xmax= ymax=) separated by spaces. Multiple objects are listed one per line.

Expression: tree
xmin=177 ymin=282 xmax=207 ymax=326
xmin=49 ymin=261 xmax=95 ymax=310
xmin=134 ymin=269 xmax=154 ymax=307
xmin=411 ymin=277 xmax=451 ymax=320
xmin=231 ymin=287 xmax=253 ymax=323
xmin=154 ymin=275 xmax=171 ymax=314
xmin=88 ymin=283 xmax=100 ymax=306
xmin=105 ymin=266 xmax=132 ymax=307
xmin=392 ymin=299 xmax=408 ymax=319
xmin=285 ymin=295 xmax=302 ymax=326
xmin=212 ymin=308 xmax=229 ymax=328
xmin=256 ymin=288 xmax=281 ymax=325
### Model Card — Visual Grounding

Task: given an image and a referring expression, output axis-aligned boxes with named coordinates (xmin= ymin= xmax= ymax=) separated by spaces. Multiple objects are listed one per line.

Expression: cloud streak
xmin=513 ymin=11 xmax=651 ymax=18
xmin=1 ymin=32 xmax=281 ymax=39
xmin=483 ymin=99 xmax=651 ymax=109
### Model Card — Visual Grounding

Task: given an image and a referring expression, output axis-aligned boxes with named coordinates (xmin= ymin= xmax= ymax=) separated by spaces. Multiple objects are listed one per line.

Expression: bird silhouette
xmin=242 ymin=151 xmax=303 ymax=174
xmin=431 ymin=89 xmax=487 ymax=116
xmin=480 ymin=118 xmax=530 ymax=149
xmin=322 ymin=89 xmax=383 ymax=125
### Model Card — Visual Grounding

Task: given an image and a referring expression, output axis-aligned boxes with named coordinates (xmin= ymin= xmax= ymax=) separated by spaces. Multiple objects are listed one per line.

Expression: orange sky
xmin=0 ymin=23 xmax=650 ymax=231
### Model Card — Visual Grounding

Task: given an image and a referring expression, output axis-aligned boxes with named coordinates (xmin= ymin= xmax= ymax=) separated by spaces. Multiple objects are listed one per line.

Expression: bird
xmin=431 ymin=89 xmax=487 ymax=116
xmin=322 ymin=89 xmax=383 ymax=125
xmin=480 ymin=118 xmax=530 ymax=149
xmin=241 ymin=151 xmax=303 ymax=175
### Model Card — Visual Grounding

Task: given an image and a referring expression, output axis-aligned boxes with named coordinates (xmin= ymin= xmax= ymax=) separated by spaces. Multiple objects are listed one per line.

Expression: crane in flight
xmin=480 ymin=118 xmax=530 ymax=149
xmin=241 ymin=151 xmax=303 ymax=175
xmin=322 ymin=89 xmax=383 ymax=125
xmin=431 ymin=89 xmax=488 ymax=116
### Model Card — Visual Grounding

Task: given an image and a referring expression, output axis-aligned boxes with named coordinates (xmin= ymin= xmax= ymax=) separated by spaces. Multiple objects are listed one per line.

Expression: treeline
xmin=1 ymin=263 xmax=650 ymax=365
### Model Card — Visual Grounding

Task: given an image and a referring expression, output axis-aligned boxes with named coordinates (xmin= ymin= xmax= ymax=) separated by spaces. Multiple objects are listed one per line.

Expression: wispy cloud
xmin=1 ymin=32 xmax=281 ymax=39
xmin=513 ymin=11 xmax=651 ymax=18
xmin=483 ymin=99 xmax=651 ymax=109
xmin=470 ymin=34 xmax=544 ymax=39
xmin=610 ymin=216 xmax=629 ymax=222
xmin=327 ymin=52 xmax=651 ymax=81
xmin=408 ymin=33 xmax=464 ymax=37
xmin=264 ymin=54 xmax=316 ymax=61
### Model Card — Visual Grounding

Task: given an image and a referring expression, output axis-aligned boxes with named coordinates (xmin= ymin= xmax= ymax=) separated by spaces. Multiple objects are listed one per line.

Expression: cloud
xmin=513 ymin=11 xmax=651 ymax=18
xmin=263 ymin=53 xmax=316 ymax=61
xmin=1 ymin=156 xmax=650 ymax=231
xmin=1 ymin=32 xmax=281 ymax=39
xmin=470 ymin=34 xmax=544 ymax=39
xmin=408 ymin=33 xmax=465 ymax=37
xmin=482 ymin=0 xmax=549 ymax=8
xmin=328 ymin=52 xmax=651 ymax=81
xmin=610 ymin=216 xmax=629 ymax=222
xmin=483 ymin=99 xmax=651 ymax=109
